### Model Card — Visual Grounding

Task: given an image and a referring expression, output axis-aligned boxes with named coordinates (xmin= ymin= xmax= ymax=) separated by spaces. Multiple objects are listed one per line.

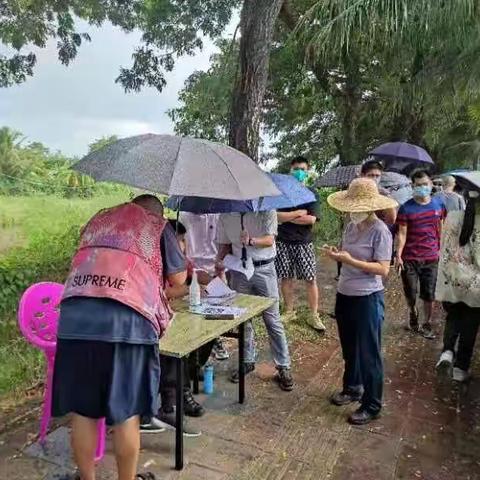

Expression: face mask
xmin=413 ymin=185 xmax=432 ymax=198
xmin=350 ymin=212 xmax=370 ymax=224
xmin=291 ymin=168 xmax=308 ymax=183
xmin=468 ymin=191 xmax=479 ymax=199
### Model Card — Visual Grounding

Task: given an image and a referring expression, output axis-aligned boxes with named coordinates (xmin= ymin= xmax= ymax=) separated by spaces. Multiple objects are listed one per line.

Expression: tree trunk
xmin=229 ymin=0 xmax=284 ymax=161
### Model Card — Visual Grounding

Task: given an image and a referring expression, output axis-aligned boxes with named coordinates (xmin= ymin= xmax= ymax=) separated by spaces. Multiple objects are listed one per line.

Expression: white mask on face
xmin=350 ymin=212 xmax=370 ymax=224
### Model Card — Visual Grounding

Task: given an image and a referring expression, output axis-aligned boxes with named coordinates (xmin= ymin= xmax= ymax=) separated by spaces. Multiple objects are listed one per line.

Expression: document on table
xmin=205 ymin=277 xmax=236 ymax=298
xmin=223 ymin=254 xmax=254 ymax=280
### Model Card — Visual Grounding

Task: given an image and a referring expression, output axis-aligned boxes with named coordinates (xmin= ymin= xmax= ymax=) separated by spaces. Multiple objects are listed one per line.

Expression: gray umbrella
xmin=73 ymin=134 xmax=280 ymax=200
xmin=380 ymin=171 xmax=412 ymax=206
xmin=316 ymin=165 xmax=360 ymax=188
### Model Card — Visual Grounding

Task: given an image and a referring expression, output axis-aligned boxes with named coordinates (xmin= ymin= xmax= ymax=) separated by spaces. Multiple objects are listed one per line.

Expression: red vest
xmin=63 ymin=203 xmax=173 ymax=337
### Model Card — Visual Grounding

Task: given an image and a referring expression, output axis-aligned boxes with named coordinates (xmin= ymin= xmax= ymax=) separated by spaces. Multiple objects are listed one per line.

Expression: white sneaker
xmin=452 ymin=367 xmax=469 ymax=383
xmin=436 ymin=350 xmax=454 ymax=370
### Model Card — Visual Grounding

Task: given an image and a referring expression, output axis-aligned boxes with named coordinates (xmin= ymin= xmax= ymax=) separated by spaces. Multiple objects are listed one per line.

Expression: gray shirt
xmin=216 ymin=211 xmax=277 ymax=261
xmin=338 ymin=218 xmax=393 ymax=297
xmin=435 ymin=191 xmax=466 ymax=213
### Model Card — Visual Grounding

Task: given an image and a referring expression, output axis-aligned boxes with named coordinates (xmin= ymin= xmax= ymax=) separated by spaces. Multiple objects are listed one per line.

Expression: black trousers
xmin=442 ymin=302 xmax=480 ymax=371
xmin=159 ymin=341 xmax=214 ymax=411
xmin=335 ymin=291 xmax=384 ymax=415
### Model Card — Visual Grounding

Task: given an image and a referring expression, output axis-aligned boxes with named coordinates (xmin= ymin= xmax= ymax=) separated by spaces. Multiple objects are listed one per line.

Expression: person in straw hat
xmin=322 ymin=178 xmax=398 ymax=425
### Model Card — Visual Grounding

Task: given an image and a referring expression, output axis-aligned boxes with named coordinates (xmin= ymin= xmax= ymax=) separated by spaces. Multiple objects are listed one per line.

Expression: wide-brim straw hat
xmin=327 ymin=177 xmax=398 ymax=213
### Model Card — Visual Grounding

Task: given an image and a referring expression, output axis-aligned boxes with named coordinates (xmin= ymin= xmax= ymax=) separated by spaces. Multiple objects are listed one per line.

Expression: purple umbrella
xmin=369 ymin=142 xmax=434 ymax=174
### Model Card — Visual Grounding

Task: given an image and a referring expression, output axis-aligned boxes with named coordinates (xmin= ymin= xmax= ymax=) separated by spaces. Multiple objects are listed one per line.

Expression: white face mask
xmin=350 ymin=212 xmax=370 ymax=224
xmin=468 ymin=191 xmax=479 ymax=199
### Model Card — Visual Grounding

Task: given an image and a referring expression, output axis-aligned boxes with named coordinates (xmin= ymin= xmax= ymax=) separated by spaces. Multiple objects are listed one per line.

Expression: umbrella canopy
xmin=451 ymin=171 xmax=480 ymax=192
xmin=73 ymin=134 xmax=280 ymax=200
xmin=167 ymin=173 xmax=316 ymax=213
xmin=316 ymin=165 xmax=360 ymax=188
xmin=369 ymin=142 xmax=434 ymax=174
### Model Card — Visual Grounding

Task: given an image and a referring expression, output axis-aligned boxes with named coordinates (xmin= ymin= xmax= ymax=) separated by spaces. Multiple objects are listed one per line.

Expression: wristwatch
xmin=248 ymin=238 xmax=255 ymax=247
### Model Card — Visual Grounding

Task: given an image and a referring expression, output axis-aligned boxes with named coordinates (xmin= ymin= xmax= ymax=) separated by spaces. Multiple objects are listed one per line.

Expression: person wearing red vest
xmin=52 ymin=195 xmax=186 ymax=480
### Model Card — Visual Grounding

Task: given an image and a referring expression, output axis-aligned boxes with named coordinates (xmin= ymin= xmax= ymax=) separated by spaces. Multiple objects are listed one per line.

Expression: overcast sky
xmin=0 ymin=21 xmax=236 ymax=157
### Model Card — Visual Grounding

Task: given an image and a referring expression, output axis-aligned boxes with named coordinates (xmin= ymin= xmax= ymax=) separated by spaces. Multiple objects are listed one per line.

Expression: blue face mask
xmin=413 ymin=185 xmax=432 ymax=198
xmin=292 ymin=168 xmax=308 ymax=183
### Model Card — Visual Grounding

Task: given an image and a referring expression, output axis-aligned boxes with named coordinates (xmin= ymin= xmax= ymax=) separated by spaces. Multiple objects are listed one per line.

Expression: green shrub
xmin=315 ymin=188 xmax=342 ymax=246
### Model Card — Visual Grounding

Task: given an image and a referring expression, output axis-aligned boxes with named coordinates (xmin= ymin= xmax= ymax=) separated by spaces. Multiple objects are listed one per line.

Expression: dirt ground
xmin=1 ymin=257 xmax=480 ymax=480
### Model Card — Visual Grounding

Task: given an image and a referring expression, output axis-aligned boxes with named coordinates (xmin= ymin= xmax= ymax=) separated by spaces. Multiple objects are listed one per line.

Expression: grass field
xmin=0 ymin=194 xmax=129 ymax=397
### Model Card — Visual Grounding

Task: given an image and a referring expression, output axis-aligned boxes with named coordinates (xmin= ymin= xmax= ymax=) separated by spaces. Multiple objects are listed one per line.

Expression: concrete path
xmin=1 ymin=264 xmax=480 ymax=480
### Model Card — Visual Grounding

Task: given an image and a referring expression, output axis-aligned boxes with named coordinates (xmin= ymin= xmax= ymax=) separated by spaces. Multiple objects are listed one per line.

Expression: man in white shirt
xmin=179 ymin=212 xmax=229 ymax=361
xmin=215 ymin=211 xmax=293 ymax=391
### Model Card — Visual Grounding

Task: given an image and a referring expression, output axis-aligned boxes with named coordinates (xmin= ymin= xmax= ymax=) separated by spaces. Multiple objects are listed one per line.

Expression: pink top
xmin=63 ymin=203 xmax=173 ymax=336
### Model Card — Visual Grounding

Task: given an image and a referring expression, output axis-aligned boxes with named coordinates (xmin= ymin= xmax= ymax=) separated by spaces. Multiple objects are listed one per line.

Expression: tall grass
xmin=0 ymin=194 xmax=128 ymax=397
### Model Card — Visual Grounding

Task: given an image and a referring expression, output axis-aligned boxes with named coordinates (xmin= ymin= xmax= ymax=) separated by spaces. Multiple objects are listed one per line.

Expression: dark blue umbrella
xmin=166 ymin=173 xmax=315 ymax=213
xmin=369 ymin=142 xmax=434 ymax=174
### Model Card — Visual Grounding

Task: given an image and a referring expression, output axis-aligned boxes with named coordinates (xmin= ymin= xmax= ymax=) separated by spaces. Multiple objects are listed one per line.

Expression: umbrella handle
xmin=241 ymin=213 xmax=247 ymax=268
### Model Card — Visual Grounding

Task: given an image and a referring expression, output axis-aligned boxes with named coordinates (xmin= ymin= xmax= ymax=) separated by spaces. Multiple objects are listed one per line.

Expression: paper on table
xmin=205 ymin=277 xmax=235 ymax=298
xmin=189 ymin=304 xmax=247 ymax=318
xmin=223 ymin=254 xmax=254 ymax=280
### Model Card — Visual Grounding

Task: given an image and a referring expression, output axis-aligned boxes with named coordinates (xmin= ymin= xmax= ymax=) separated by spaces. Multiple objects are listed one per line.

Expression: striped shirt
xmin=397 ymin=197 xmax=446 ymax=261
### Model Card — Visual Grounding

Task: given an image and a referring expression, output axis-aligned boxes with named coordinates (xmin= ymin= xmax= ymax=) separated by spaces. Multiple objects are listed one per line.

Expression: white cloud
xmin=0 ymin=14 xmax=239 ymax=157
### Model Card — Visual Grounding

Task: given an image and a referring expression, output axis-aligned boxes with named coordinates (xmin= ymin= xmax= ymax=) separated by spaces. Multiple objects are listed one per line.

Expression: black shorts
xmin=401 ymin=259 xmax=438 ymax=303
xmin=52 ymin=339 xmax=160 ymax=426
xmin=275 ymin=241 xmax=317 ymax=281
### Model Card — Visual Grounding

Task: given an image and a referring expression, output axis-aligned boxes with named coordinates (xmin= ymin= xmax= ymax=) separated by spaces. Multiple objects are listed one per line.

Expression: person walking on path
xmin=276 ymin=156 xmax=325 ymax=331
xmin=52 ymin=195 xmax=186 ymax=480
xmin=323 ymin=178 xmax=396 ymax=425
xmin=396 ymin=169 xmax=447 ymax=339
xmin=435 ymin=175 xmax=466 ymax=213
xmin=215 ymin=211 xmax=294 ymax=391
xmin=436 ymin=190 xmax=480 ymax=382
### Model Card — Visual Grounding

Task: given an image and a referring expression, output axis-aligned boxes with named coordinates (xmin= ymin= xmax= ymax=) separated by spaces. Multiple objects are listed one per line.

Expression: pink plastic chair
xmin=18 ymin=282 xmax=105 ymax=461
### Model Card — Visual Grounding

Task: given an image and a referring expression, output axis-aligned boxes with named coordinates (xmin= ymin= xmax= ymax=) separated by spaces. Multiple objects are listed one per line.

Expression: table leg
xmin=175 ymin=357 xmax=184 ymax=470
xmin=238 ymin=323 xmax=245 ymax=404
xmin=193 ymin=350 xmax=200 ymax=395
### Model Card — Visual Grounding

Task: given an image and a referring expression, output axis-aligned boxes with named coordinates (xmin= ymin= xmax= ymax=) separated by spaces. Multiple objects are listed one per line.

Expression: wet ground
xmin=1 ymin=258 xmax=480 ymax=479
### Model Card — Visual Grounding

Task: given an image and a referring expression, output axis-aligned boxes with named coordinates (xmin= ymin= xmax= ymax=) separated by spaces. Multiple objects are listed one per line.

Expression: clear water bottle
xmin=203 ymin=363 xmax=214 ymax=394
xmin=189 ymin=269 xmax=201 ymax=307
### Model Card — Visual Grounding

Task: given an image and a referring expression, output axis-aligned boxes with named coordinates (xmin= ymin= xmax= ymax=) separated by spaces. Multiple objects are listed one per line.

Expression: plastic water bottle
xmin=189 ymin=270 xmax=201 ymax=307
xmin=203 ymin=363 xmax=214 ymax=394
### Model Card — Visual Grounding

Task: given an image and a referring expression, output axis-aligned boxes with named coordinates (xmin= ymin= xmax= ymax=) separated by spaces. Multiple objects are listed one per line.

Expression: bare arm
xmin=166 ymin=270 xmax=187 ymax=287
xmin=396 ymin=224 xmax=407 ymax=260
xmin=277 ymin=209 xmax=307 ymax=223
xmin=216 ymin=243 xmax=231 ymax=262
xmin=290 ymin=214 xmax=317 ymax=226
xmin=345 ymin=258 xmax=390 ymax=277
xmin=323 ymin=247 xmax=390 ymax=277
xmin=250 ymin=234 xmax=275 ymax=248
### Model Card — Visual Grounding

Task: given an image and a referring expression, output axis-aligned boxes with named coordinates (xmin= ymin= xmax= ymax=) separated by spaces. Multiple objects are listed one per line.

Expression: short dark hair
xmin=168 ymin=219 xmax=186 ymax=235
xmin=361 ymin=161 xmax=384 ymax=175
xmin=132 ymin=194 xmax=163 ymax=215
xmin=410 ymin=169 xmax=431 ymax=182
xmin=291 ymin=155 xmax=309 ymax=167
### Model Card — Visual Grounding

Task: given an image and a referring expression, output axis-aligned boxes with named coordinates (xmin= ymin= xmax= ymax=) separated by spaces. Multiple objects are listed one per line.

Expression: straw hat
xmin=327 ymin=178 xmax=398 ymax=212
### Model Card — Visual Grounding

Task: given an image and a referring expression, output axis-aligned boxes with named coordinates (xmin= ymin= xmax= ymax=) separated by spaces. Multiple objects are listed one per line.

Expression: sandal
xmin=136 ymin=473 xmax=156 ymax=480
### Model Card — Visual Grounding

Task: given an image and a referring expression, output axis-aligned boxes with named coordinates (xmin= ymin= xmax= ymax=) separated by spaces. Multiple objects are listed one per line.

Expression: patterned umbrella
xmin=316 ymin=165 xmax=360 ymax=188
xmin=73 ymin=134 xmax=280 ymax=200
xmin=380 ymin=171 xmax=412 ymax=206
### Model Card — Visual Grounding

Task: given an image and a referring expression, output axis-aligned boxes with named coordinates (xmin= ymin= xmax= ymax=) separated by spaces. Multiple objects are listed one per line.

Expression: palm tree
xmin=0 ymin=127 xmax=26 ymax=176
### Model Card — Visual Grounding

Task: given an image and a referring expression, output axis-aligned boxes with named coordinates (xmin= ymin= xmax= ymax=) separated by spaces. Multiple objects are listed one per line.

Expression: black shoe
xmin=276 ymin=367 xmax=294 ymax=391
xmin=184 ymin=389 xmax=205 ymax=417
xmin=140 ymin=416 xmax=166 ymax=434
xmin=348 ymin=408 xmax=380 ymax=425
xmin=136 ymin=474 xmax=156 ymax=480
xmin=330 ymin=391 xmax=362 ymax=406
xmin=230 ymin=362 xmax=255 ymax=383
xmin=158 ymin=409 xmax=202 ymax=437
